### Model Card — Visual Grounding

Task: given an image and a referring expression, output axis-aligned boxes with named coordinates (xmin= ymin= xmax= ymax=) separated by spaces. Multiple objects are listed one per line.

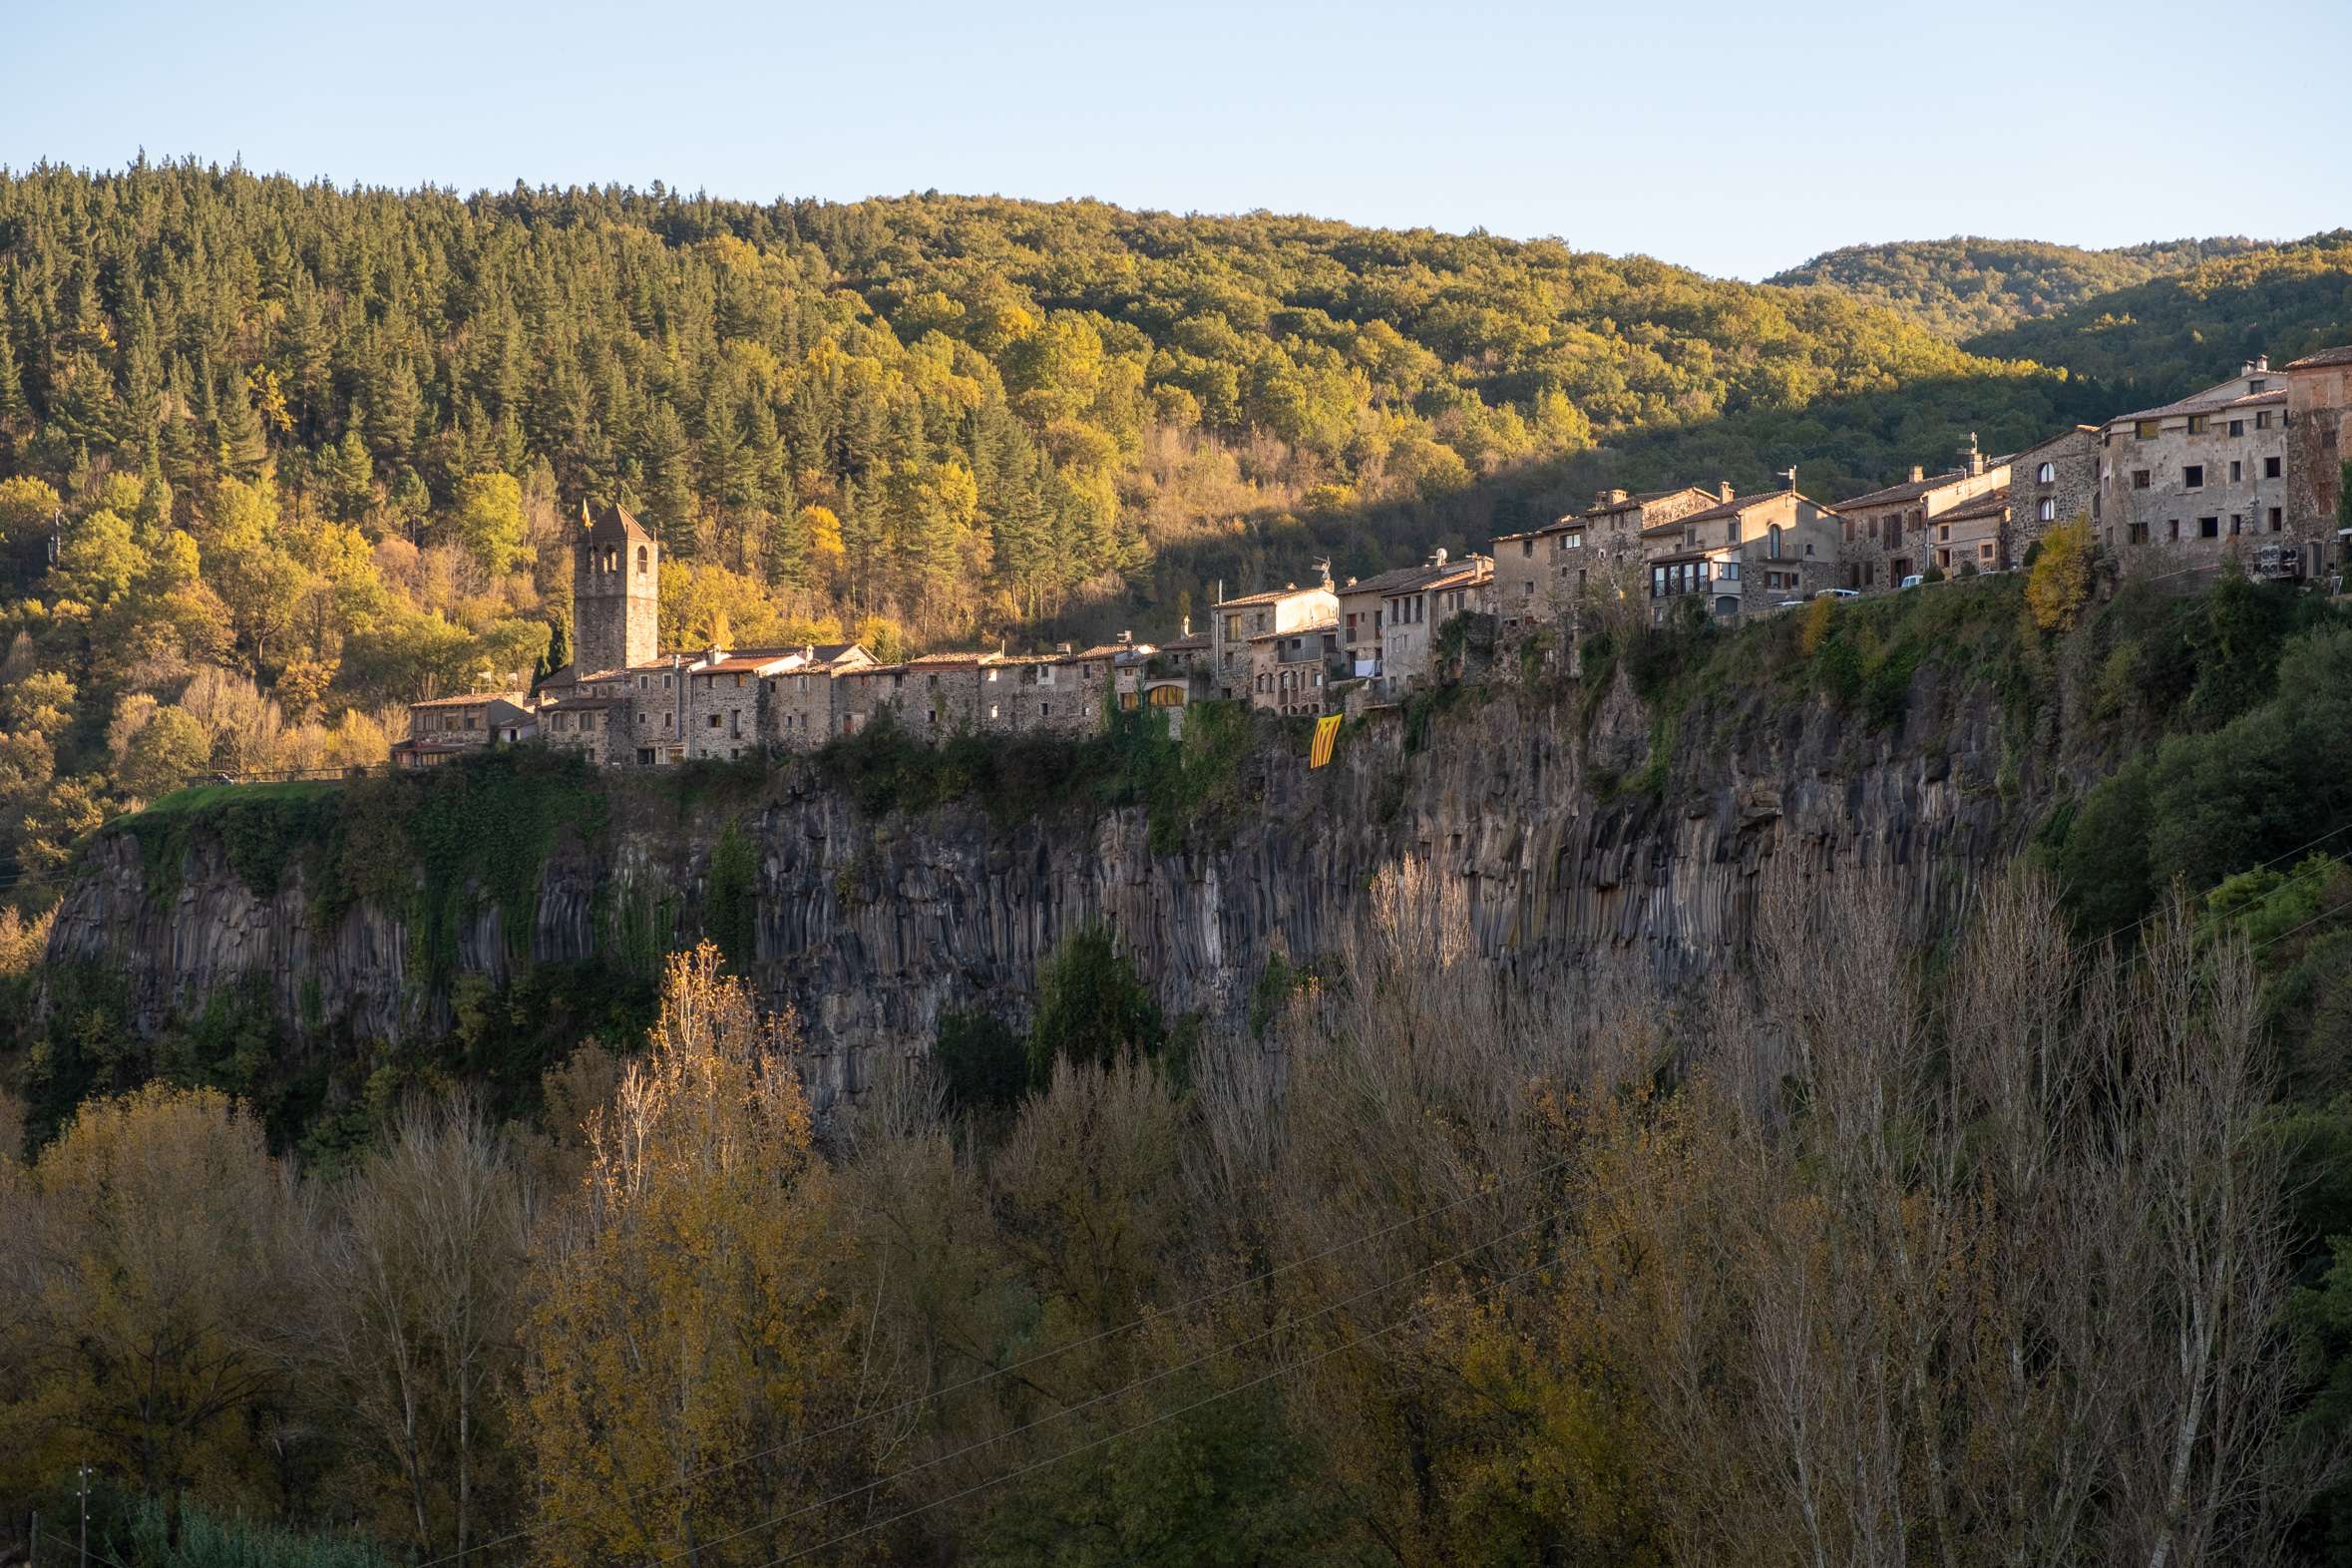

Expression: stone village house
xmin=1336 ymin=550 xmax=1493 ymax=699
xmin=1834 ymin=439 xmax=2010 ymax=590
xmin=1644 ymin=482 xmax=1838 ymax=622
xmin=2100 ymin=358 xmax=2294 ymax=574
xmin=1490 ymin=486 xmax=1717 ymax=626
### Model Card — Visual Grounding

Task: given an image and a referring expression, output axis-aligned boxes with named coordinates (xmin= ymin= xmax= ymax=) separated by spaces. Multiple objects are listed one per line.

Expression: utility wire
xmin=644 ymin=1203 xmax=1565 ymax=1568
xmin=741 ymin=1250 xmax=1566 ymax=1568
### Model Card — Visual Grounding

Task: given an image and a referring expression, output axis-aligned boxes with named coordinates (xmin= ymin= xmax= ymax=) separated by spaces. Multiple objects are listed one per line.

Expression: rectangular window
xmin=2136 ymin=420 xmax=2160 ymax=440
xmin=2229 ymin=420 xmax=2244 ymax=437
xmin=2129 ymin=521 xmax=2149 ymax=544
xmin=1521 ymin=539 xmax=1534 ymax=557
xmin=2269 ymin=508 xmax=2284 ymax=532
xmin=2183 ymin=465 xmax=2203 ymax=489
xmin=2168 ymin=520 xmax=2181 ymax=541
xmin=2230 ymin=460 xmax=2242 ymax=483
xmin=2230 ymin=515 xmax=2243 ymax=536
xmin=2265 ymin=456 xmax=2282 ymax=479
xmin=707 ymin=714 xmax=720 ymax=728
xmin=2186 ymin=415 xmax=2208 ymax=435
xmin=2257 ymin=410 xmax=2273 ymax=430
xmin=2134 ymin=470 xmax=2152 ymax=489
xmin=2199 ymin=517 xmax=2219 ymax=539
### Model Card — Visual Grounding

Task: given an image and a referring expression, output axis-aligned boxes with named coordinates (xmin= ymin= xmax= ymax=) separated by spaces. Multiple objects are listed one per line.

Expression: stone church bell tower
xmin=572 ymin=501 xmax=658 ymax=676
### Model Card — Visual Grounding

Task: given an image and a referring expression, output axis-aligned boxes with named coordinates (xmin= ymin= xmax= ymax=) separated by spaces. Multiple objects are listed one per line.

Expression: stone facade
xmin=2287 ymin=347 xmax=2352 ymax=562
xmin=2102 ymin=360 xmax=2291 ymax=576
xmin=2006 ymin=426 xmax=2101 ymax=559
xmin=1489 ymin=486 xmax=1716 ymax=626
xmin=571 ymin=502 xmax=658 ymax=679
xmin=685 ymin=655 xmax=784 ymax=760
xmin=1210 ymin=583 xmax=1338 ymax=699
xmin=394 ymin=692 xmax=536 ymax=768
xmin=1645 ymin=488 xmax=1838 ymax=621
xmin=1924 ymin=490 xmax=2009 ymax=576
xmin=1247 ymin=625 xmax=1336 ymax=714
xmin=761 ymin=644 xmax=875 ymax=750
xmin=1833 ymin=441 xmax=2010 ymax=590
xmin=540 ymin=695 xmax=629 ymax=765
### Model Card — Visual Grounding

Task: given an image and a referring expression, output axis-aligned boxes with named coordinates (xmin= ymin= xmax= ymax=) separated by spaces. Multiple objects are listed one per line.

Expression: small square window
xmin=2228 ymin=420 xmax=2244 ymax=437
xmin=2198 ymin=517 xmax=2219 ymax=540
xmin=2182 ymin=465 xmax=2204 ymax=489
xmin=2186 ymin=415 xmax=2208 ymax=436
xmin=2134 ymin=470 xmax=2152 ymax=490
xmin=2257 ymin=410 xmax=2273 ymax=430
xmin=2265 ymin=456 xmax=2282 ymax=479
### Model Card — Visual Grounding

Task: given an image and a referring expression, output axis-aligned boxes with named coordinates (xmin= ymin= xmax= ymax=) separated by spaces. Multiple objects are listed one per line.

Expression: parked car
xmin=1813 ymin=588 xmax=1861 ymax=600
xmin=1898 ymin=575 xmax=1924 ymax=590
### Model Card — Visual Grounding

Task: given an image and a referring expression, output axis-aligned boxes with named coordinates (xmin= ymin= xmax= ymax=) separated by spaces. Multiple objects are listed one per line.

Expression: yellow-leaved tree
xmin=0 ymin=1085 xmax=298 ymax=1505
xmin=515 ymin=944 xmax=890 ymax=1566
xmin=2026 ymin=516 xmax=2096 ymax=632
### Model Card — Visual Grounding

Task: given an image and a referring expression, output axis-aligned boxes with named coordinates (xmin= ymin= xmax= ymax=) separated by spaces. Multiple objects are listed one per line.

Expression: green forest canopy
xmin=1766 ymin=233 xmax=2275 ymax=340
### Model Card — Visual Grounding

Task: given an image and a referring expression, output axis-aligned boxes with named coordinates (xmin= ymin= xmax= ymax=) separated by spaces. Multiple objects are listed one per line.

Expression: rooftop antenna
xmin=1312 ymin=556 xmax=1333 ymax=587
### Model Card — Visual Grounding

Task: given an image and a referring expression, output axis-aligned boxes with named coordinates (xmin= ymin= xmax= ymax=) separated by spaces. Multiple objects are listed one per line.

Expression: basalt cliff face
xmin=43 ymin=659 xmax=2057 ymax=1099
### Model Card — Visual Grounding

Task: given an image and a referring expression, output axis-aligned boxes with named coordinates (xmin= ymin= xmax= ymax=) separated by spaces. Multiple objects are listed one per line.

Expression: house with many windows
xmin=1644 ymin=483 xmax=1838 ymax=621
xmin=1833 ymin=439 xmax=2010 ymax=589
xmin=1209 ymin=578 xmax=1338 ymax=700
xmin=2101 ymin=358 xmax=2292 ymax=574
xmin=1335 ymin=550 xmax=1492 ymax=698
xmin=1489 ymin=487 xmax=1717 ymax=625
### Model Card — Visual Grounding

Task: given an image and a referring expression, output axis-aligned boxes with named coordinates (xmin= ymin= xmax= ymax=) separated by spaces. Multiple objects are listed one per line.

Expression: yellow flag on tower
xmin=1309 ymin=713 xmax=1343 ymax=768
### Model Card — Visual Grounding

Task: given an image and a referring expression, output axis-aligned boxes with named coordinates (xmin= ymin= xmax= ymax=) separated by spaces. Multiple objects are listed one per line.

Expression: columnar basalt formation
xmin=45 ymin=660 xmax=2049 ymax=1101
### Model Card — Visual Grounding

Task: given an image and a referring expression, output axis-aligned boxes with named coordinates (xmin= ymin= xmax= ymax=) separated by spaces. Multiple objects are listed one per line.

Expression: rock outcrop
xmin=43 ymin=659 xmax=2053 ymax=1098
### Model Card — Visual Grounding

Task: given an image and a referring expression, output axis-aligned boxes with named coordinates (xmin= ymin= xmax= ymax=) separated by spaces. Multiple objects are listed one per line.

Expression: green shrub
xmin=936 ymin=1007 xmax=1028 ymax=1113
xmin=1027 ymin=923 xmax=1165 ymax=1082
xmin=703 ymin=818 xmax=759 ymax=974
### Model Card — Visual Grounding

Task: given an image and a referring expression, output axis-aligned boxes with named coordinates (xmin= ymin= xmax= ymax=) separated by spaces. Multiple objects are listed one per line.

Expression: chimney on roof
xmin=1118 ymin=629 xmax=1132 ymax=645
xmin=1056 ymin=641 xmax=1073 ymax=656
xmin=803 ymin=643 xmax=815 ymax=661
xmin=1908 ymin=465 xmax=1925 ymax=484
xmin=1962 ymin=432 xmax=1985 ymax=478
xmin=2244 ymin=354 xmax=2270 ymax=375
xmin=1780 ymin=466 xmax=1798 ymax=492
xmin=1718 ymin=481 xmax=1734 ymax=503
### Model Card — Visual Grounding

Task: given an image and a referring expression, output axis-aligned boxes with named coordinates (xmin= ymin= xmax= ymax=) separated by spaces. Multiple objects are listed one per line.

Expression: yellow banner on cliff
xmin=1309 ymin=713 xmax=1342 ymax=768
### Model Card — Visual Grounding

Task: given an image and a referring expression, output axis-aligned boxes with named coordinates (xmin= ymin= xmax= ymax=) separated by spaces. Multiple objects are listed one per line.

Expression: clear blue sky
xmin=5 ymin=0 xmax=2347 ymax=280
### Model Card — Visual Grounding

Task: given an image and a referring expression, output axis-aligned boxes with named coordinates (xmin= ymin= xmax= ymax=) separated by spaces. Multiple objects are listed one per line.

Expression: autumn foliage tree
xmin=513 ymin=943 xmax=887 ymax=1566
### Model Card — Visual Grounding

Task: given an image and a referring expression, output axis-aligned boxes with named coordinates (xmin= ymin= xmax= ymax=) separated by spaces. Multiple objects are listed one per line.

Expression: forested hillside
xmin=1965 ymin=229 xmax=2352 ymax=391
xmin=1767 ymin=234 xmax=2265 ymax=339
xmin=0 ymin=160 xmax=2089 ymax=890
